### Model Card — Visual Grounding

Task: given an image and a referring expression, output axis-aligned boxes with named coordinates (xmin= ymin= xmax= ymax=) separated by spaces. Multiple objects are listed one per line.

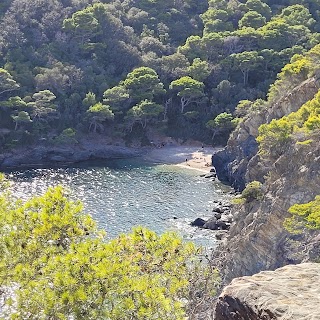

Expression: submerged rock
xmin=215 ymin=263 xmax=320 ymax=320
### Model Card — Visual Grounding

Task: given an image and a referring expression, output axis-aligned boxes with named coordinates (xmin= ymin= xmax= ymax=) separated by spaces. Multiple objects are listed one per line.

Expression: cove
xmin=6 ymin=156 xmax=231 ymax=247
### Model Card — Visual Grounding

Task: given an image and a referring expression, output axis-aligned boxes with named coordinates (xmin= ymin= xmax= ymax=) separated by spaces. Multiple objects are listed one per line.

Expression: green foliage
xmin=126 ymin=99 xmax=164 ymax=130
xmin=239 ymin=11 xmax=266 ymax=29
xmin=187 ymin=58 xmax=211 ymax=82
xmin=241 ymin=181 xmax=263 ymax=202
xmin=257 ymin=117 xmax=294 ymax=158
xmin=170 ymin=76 xmax=204 ymax=113
xmin=54 ymin=128 xmax=77 ymax=144
xmin=82 ymin=92 xmax=96 ymax=109
xmin=122 ymin=67 xmax=166 ymax=102
xmin=0 ymin=69 xmax=20 ymax=97
xmin=87 ymin=103 xmax=114 ymax=133
xmin=0 ymin=185 xmax=219 ymax=319
xmin=206 ymin=112 xmax=238 ymax=139
xmin=246 ymin=0 xmax=272 ymax=20
xmin=284 ymin=195 xmax=320 ymax=234
xmin=258 ymin=89 xmax=320 ymax=158
xmin=11 ymin=111 xmax=32 ymax=130
xmin=1 ymin=0 xmax=320 ymax=145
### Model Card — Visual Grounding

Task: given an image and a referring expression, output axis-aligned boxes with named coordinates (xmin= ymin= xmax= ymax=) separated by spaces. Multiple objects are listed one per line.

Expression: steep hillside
xmin=212 ymin=45 xmax=320 ymax=283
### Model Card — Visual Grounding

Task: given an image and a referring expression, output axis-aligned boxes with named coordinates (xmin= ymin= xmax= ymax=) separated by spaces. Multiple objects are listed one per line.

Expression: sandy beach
xmin=143 ymin=145 xmax=220 ymax=173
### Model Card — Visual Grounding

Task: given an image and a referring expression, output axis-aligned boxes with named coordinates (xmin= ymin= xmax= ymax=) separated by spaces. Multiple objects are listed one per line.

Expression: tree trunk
xmin=181 ymin=96 xmax=191 ymax=113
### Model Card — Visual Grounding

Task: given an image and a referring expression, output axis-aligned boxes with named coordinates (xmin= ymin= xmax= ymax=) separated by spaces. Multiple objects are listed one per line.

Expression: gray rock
xmin=212 ymin=206 xmax=223 ymax=213
xmin=216 ymin=220 xmax=230 ymax=230
xmin=213 ymin=212 xmax=222 ymax=219
xmin=215 ymin=231 xmax=228 ymax=240
xmin=203 ymin=217 xmax=218 ymax=230
xmin=220 ymin=214 xmax=233 ymax=223
xmin=215 ymin=263 xmax=320 ymax=320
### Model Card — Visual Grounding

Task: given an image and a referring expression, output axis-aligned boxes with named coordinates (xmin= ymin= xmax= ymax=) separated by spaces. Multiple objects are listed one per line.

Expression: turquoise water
xmin=6 ymin=158 xmax=231 ymax=247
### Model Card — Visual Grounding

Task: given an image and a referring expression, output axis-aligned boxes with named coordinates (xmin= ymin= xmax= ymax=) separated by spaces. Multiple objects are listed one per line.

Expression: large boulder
xmin=190 ymin=218 xmax=206 ymax=227
xmin=203 ymin=217 xmax=218 ymax=230
xmin=215 ymin=263 xmax=320 ymax=320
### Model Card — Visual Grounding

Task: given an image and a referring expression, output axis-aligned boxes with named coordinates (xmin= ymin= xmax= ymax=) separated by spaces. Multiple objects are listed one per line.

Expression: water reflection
xmin=6 ymin=158 xmax=231 ymax=247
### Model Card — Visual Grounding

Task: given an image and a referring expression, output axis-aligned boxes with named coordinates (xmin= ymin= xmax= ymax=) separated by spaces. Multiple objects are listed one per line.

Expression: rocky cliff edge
xmin=214 ymin=263 xmax=320 ymax=320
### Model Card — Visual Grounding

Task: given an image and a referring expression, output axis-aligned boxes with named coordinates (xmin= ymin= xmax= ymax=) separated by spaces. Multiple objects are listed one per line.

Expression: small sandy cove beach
xmin=143 ymin=145 xmax=219 ymax=173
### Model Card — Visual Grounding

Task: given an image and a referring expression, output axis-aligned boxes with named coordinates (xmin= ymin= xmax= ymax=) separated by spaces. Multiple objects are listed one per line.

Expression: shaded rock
xmin=190 ymin=218 xmax=206 ymax=227
xmin=203 ymin=217 xmax=218 ymax=230
xmin=204 ymin=173 xmax=216 ymax=179
xmin=212 ymin=206 xmax=223 ymax=213
xmin=214 ymin=263 xmax=320 ymax=320
xmin=213 ymin=212 xmax=222 ymax=220
xmin=210 ymin=168 xmax=216 ymax=173
xmin=216 ymin=220 xmax=230 ymax=230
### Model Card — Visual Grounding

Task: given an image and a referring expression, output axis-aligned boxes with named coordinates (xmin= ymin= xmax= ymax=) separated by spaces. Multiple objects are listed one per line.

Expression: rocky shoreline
xmin=0 ymin=143 xmax=142 ymax=171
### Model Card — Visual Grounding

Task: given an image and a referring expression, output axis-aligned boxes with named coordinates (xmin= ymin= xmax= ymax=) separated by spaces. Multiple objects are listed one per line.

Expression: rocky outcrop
xmin=214 ymin=263 xmax=320 ymax=320
xmin=211 ymin=77 xmax=320 ymax=285
xmin=0 ymin=143 xmax=141 ymax=170
xmin=216 ymin=137 xmax=320 ymax=283
xmin=212 ymin=76 xmax=320 ymax=191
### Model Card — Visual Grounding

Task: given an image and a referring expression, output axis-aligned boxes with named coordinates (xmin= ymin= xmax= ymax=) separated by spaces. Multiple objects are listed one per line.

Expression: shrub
xmin=284 ymin=195 xmax=320 ymax=234
xmin=241 ymin=181 xmax=263 ymax=202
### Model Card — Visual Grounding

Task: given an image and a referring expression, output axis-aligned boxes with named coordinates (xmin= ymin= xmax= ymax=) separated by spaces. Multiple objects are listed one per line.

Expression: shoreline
xmin=142 ymin=145 xmax=220 ymax=173
xmin=0 ymin=141 xmax=221 ymax=173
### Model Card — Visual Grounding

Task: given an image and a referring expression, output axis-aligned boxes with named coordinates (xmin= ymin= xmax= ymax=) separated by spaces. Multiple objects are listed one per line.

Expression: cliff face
xmin=212 ymin=76 xmax=320 ymax=284
xmin=218 ymin=138 xmax=320 ymax=283
xmin=212 ymin=76 xmax=320 ymax=191
xmin=214 ymin=263 xmax=320 ymax=320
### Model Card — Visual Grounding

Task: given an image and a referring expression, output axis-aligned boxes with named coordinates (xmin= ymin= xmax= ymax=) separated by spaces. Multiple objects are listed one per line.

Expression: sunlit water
xmin=5 ymin=158 xmax=231 ymax=247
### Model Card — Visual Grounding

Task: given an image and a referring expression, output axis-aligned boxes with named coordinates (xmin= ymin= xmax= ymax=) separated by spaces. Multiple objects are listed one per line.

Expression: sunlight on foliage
xmin=284 ymin=196 xmax=320 ymax=234
xmin=0 ymin=180 xmax=219 ymax=319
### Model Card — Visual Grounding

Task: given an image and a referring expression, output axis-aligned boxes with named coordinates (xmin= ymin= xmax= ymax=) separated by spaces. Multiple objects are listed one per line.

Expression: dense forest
xmin=1 ymin=0 xmax=320 ymax=149
xmin=1 ymin=1 xmax=320 ymax=319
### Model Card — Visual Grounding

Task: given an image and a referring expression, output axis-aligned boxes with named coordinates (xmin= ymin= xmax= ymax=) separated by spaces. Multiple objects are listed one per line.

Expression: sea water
xmin=6 ymin=158 xmax=231 ymax=247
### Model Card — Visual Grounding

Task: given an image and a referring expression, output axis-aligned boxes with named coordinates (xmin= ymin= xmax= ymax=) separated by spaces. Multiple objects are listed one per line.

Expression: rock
xmin=213 ymin=212 xmax=222 ymax=220
xmin=199 ymin=174 xmax=206 ymax=177
xmin=173 ymin=216 xmax=178 ymax=220
xmin=0 ymin=143 xmax=142 ymax=170
xmin=214 ymin=263 xmax=320 ymax=320
xmin=210 ymin=168 xmax=216 ymax=173
xmin=215 ymin=231 xmax=228 ymax=240
xmin=212 ymin=77 xmax=320 ymax=284
xmin=204 ymin=173 xmax=216 ymax=179
xmin=203 ymin=217 xmax=218 ymax=230
xmin=212 ymin=206 xmax=223 ymax=213
xmin=216 ymin=220 xmax=230 ymax=230
xmin=190 ymin=218 xmax=206 ymax=227
xmin=220 ymin=214 xmax=233 ymax=223
xmin=212 ymin=77 xmax=320 ymax=191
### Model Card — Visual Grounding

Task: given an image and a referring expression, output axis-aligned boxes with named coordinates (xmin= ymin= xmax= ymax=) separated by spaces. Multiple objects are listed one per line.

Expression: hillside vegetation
xmin=2 ymin=0 xmax=320 ymax=149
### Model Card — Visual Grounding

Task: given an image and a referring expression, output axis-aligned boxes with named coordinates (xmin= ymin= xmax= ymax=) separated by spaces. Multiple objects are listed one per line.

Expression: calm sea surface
xmin=6 ymin=158 xmax=231 ymax=247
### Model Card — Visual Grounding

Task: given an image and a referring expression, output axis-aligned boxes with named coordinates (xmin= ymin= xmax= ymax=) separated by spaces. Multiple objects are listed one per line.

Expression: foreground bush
xmin=0 ymin=174 xmax=218 ymax=319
